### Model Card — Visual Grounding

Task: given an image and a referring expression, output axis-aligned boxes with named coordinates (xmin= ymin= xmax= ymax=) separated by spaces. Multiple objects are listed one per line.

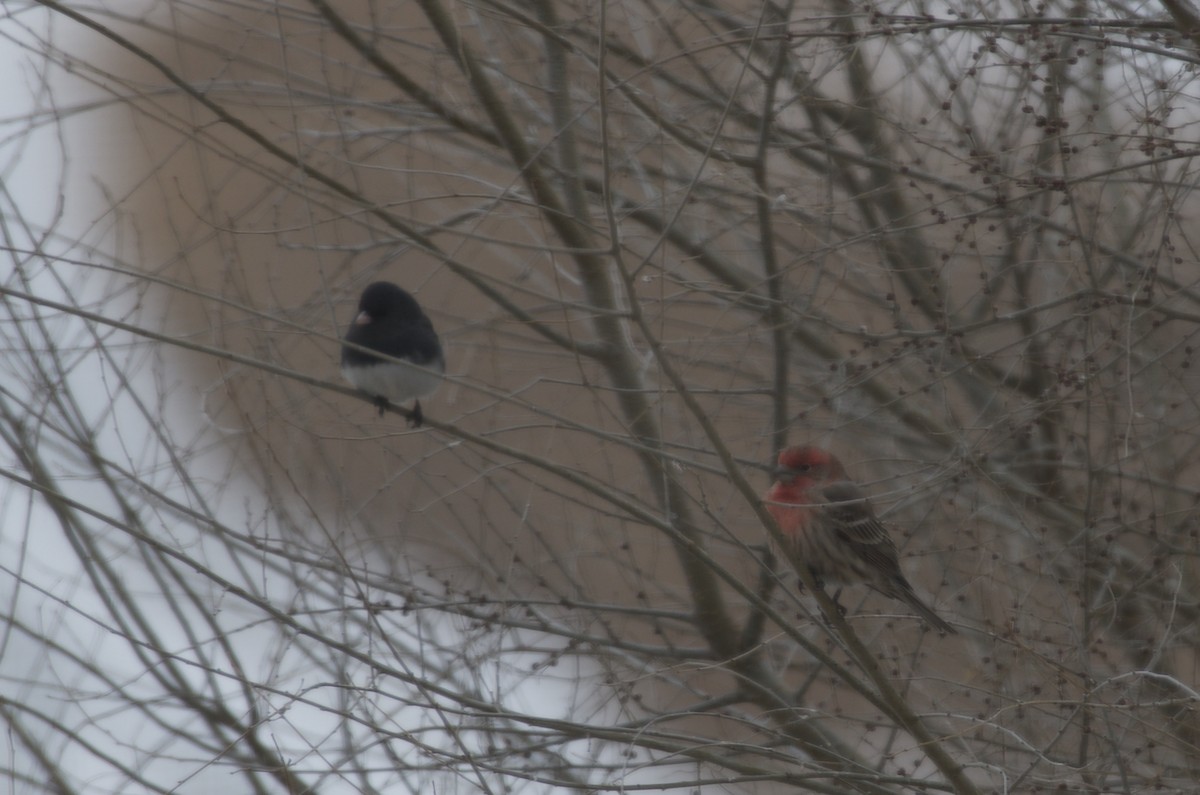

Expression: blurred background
xmin=2 ymin=1 xmax=1198 ymax=791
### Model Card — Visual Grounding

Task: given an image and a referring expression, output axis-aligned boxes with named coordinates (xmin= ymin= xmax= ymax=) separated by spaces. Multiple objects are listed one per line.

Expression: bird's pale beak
xmin=353 ymin=310 xmax=372 ymax=326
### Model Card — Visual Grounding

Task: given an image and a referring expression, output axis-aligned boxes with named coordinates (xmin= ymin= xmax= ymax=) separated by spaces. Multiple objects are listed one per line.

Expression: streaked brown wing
xmin=818 ymin=480 xmax=903 ymax=575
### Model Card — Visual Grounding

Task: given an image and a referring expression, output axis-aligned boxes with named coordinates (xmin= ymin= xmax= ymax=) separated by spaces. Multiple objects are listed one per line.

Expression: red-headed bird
xmin=765 ymin=445 xmax=956 ymax=634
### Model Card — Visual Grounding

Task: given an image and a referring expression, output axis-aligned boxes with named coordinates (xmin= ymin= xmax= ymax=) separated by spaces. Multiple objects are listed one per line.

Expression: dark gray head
xmin=355 ymin=281 xmax=422 ymax=322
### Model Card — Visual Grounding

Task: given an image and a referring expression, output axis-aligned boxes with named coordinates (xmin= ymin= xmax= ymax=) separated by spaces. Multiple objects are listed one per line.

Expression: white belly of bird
xmin=342 ymin=361 xmax=442 ymax=403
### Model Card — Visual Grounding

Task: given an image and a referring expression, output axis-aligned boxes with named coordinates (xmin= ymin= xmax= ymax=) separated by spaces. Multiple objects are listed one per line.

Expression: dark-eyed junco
xmin=341 ymin=281 xmax=444 ymax=426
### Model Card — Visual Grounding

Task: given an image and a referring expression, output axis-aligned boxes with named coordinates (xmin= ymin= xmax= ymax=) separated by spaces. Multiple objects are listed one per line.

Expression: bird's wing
xmin=381 ymin=320 xmax=443 ymax=364
xmin=344 ymin=313 xmax=443 ymax=368
xmin=818 ymin=481 xmax=954 ymax=632
xmin=818 ymin=480 xmax=903 ymax=572
xmin=818 ymin=481 xmax=890 ymax=543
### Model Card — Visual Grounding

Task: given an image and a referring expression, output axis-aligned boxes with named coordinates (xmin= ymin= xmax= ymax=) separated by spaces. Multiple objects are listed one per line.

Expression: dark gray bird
xmin=341 ymin=282 xmax=444 ymax=426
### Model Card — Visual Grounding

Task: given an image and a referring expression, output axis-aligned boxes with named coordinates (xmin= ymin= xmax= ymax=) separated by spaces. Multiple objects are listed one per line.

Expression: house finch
xmin=342 ymin=281 xmax=445 ymax=426
xmin=765 ymin=445 xmax=956 ymax=634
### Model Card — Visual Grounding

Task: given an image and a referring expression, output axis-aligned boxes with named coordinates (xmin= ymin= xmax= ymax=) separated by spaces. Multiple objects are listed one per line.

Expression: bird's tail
xmin=890 ymin=581 xmax=957 ymax=634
